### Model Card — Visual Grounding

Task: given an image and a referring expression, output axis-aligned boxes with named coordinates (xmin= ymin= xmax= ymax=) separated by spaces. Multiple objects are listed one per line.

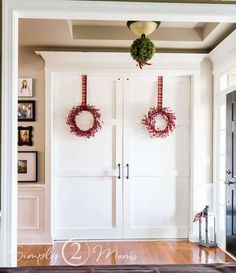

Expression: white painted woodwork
xmin=53 ymin=74 xmax=123 ymax=239
xmin=34 ymin=51 xmax=210 ymax=244
xmin=51 ymin=70 xmax=191 ymax=239
xmin=17 ymin=185 xmax=51 ymax=244
xmin=14 ymin=50 xmax=212 ymax=245
xmin=210 ymin=30 xmax=236 ymax=252
xmin=123 ymin=75 xmax=191 ymax=238
xmin=0 ymin=213 xmax=2 ymax=261
xmin=2 ymin=0 xmax=226 ymax=262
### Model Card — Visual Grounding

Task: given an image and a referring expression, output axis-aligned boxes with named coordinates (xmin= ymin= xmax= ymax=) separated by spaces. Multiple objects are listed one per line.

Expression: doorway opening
xmin=2 ymin=1 xmax=236 ymax=266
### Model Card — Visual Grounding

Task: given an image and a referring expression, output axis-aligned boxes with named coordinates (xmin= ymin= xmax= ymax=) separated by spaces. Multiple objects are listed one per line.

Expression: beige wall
xmin=18 ymin=47 xmax=45 ymax=184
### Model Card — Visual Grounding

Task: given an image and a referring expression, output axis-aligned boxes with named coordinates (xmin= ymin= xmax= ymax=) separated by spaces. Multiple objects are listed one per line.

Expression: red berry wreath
xmin=66 ymin=75 xmax=103 ymax=139
xmin=142 ymin=76 xmax=176 ymax=138
xmin=142 ymin=107 xmax=176 ymax=138
xmin=66 ymin=104 xmax=102 ymax=138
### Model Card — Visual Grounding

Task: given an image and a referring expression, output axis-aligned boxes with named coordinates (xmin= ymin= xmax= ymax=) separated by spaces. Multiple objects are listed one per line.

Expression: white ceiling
xmin=19 ymin=19 xmax=235 ymax=52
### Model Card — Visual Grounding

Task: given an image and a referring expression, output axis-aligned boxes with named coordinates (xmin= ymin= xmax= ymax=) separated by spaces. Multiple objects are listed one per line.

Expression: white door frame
xmin=2 ymin=0 xmax=236 ymax=266
xmin=209 ymin=30 xmax=236 ymax=251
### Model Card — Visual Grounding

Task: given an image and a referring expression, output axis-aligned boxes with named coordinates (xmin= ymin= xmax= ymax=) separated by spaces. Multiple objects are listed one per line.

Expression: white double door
xmin=53 ymin=73 xmax=191 ymax=240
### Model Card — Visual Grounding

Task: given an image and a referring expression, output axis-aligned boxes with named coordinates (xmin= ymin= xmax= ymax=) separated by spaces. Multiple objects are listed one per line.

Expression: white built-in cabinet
xmin=53 ymin=73 xmax=190 ymax=239
xmin=17 ymin=52 xmax=213 ymax=243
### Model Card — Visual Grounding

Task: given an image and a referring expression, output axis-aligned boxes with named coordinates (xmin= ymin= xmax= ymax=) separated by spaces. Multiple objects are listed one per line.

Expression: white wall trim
xmin=17 ymin=237 xmax=52 ymax=245
xmin=18 ymin=234 xmax=50 ymax=245
xmin=18 ymin=184 xmax=46 ymax=190
xmin=1 ymin=0 xmax=18 ymax=266
xmin=18 ymin=196 xmax=40 ymax=230
xmin=218 ymin=245 xmax=236 ymax=262
xmin=55 ymin=170 xmax=189 ymax=177
xmin=2 ymin=0 xmax=236 ymax=266
xmin=36 ymin=52 xmax=206 ymax=71
xmin=188 ymin=72 xmax=201 ymax=242
xmin=210 ymin=30 xmax=236 ymax=76
xmin=44 ymin=70 xmax=54 ymax=244
xmin=17 ymin=186 xmax=51 ymax=245
xmin=14 ymin=1 xmax=236 ymax=22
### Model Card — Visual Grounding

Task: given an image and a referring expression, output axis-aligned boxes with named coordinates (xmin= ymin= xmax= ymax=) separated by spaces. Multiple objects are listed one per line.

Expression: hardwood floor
xmin=17 ymin=241 xmax=234 ymax=266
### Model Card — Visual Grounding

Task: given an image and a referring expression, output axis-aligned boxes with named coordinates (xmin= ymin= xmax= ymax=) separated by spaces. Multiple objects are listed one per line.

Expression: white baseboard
xmin=188 ymin=227 xmax=199 ymax=242
xmin=218 ymin=245 xmax=236 ymax=261
xmin=18 ymin=235 xmax=53 ymax=245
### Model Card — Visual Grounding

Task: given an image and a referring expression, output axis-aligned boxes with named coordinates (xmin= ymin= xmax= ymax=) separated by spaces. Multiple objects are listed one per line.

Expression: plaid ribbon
xmin=193 ymin=211 xmax=205 ymax=222
xmin=157 ymin=76 xmax=163 ymax=110
xmin=82 ymin=75 xmax=87 ymax=106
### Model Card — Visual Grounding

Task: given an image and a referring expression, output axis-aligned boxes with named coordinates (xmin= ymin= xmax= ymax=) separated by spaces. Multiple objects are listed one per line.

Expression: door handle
xmin=126 ymin=164 xmax=129 ymax=179
xmin=224 ymin=180 xmax=236 ymax=185
xmin=118 ymin=163 xmax=121 ymax=179
xmin=225 ymin=180 xmax=231 ymax=185
xmin=226 ymin=169 xmax=231 ymax=174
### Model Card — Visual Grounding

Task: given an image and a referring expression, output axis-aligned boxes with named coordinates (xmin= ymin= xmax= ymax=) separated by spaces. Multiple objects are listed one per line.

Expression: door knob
xmin=226 ymin=169 xmax=231 ymax=174
xmin=225 ymin=180 xmax=231 ymax=185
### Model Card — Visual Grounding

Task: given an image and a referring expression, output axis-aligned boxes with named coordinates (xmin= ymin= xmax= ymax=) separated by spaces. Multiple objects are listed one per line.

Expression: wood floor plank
xmin=17 ymin=241 xmax=234 ymax=266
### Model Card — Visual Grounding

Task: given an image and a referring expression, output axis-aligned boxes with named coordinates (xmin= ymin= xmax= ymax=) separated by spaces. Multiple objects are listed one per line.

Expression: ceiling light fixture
xmin=127 ymin=21 xmax=160 ymax=69
xmin=127 ymin=21 xmax=160 ymax=36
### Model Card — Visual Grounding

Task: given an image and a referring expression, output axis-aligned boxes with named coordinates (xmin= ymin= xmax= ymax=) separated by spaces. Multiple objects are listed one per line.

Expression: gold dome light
xmin=127 ymin=21 xmax=160 ymax=36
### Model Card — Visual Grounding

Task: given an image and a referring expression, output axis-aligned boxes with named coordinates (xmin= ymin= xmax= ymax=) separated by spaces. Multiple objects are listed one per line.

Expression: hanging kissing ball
xmin=130 ymin=34 xmax=156 ymax=69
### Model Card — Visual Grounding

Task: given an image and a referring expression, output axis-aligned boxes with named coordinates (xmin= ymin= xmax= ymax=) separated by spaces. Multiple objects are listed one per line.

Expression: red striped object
xmin=66 ymin=75 xmax=103 ymax=138
xmin=82 ymin=75 xmax=87 ymax=106
xmin=142 ymin=76 xmax=176 ymax=138
xmin=157 ymin=76 xmax=163 ymax=110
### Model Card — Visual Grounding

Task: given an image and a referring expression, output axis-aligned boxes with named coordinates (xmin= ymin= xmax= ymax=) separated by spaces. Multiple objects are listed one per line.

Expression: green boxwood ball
xmin=130 ymin=35 xmax=156 ymax=66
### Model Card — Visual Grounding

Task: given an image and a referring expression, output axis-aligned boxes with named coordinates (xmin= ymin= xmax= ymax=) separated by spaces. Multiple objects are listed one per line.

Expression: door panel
xmin=123 ymin=75 xmax=191 ymax=238
xmin=53 ymin=74 xmax=123 ymax=239
xmin=53 ymin=74 xmax=191 ymax=240
xmin=226 ymin=91 xmax=236 ymax=256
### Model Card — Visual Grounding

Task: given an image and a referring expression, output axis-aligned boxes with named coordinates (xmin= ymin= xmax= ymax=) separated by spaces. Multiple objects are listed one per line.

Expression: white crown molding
xmin=209 ymin=29 xmax=236 ymax=75
xmin=12 ymin=1 xmax=236 ymax=22
xmin=36 ymin=51 xmax=207 ymax=71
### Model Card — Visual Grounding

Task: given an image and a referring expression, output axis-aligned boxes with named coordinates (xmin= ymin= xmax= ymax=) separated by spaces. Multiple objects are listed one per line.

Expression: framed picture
xmin=18 ymin=126 xmax=33 ymax=146
xmin=18 ymin=78 xmax=33 ymax=97
xmin=18 ymin=100 xmax=35 ymax=121
xmin=18 ymin=151 xmax=38 ymax=182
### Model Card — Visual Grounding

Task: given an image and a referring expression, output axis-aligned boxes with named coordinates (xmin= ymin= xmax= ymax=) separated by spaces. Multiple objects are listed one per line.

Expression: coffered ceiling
xmin=19 ymin=19 xmax=235 ymax=53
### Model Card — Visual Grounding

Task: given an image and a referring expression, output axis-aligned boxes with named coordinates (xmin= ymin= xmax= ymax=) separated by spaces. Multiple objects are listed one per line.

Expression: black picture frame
xmin=18 ymin=151 xmax=38 ymax=183
xmin=18 ymin=100 xmax=36 ymax=121
xmin=18 ymin=126 xmax=33 ymax=146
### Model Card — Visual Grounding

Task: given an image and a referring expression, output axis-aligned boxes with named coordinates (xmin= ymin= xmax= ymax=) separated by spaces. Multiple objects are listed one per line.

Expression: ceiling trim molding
xmin=71 ymin=25 xmax=202 ymax=42
xmin=19 ymin=45 xmax=210 ymax=54
xmin=209 ymin=29 xmax=236 ymax=74
xmin=16 ymin=1 xmax=236 ymax=22
xmin=36 ymin=51 xmax=207 ymax=71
